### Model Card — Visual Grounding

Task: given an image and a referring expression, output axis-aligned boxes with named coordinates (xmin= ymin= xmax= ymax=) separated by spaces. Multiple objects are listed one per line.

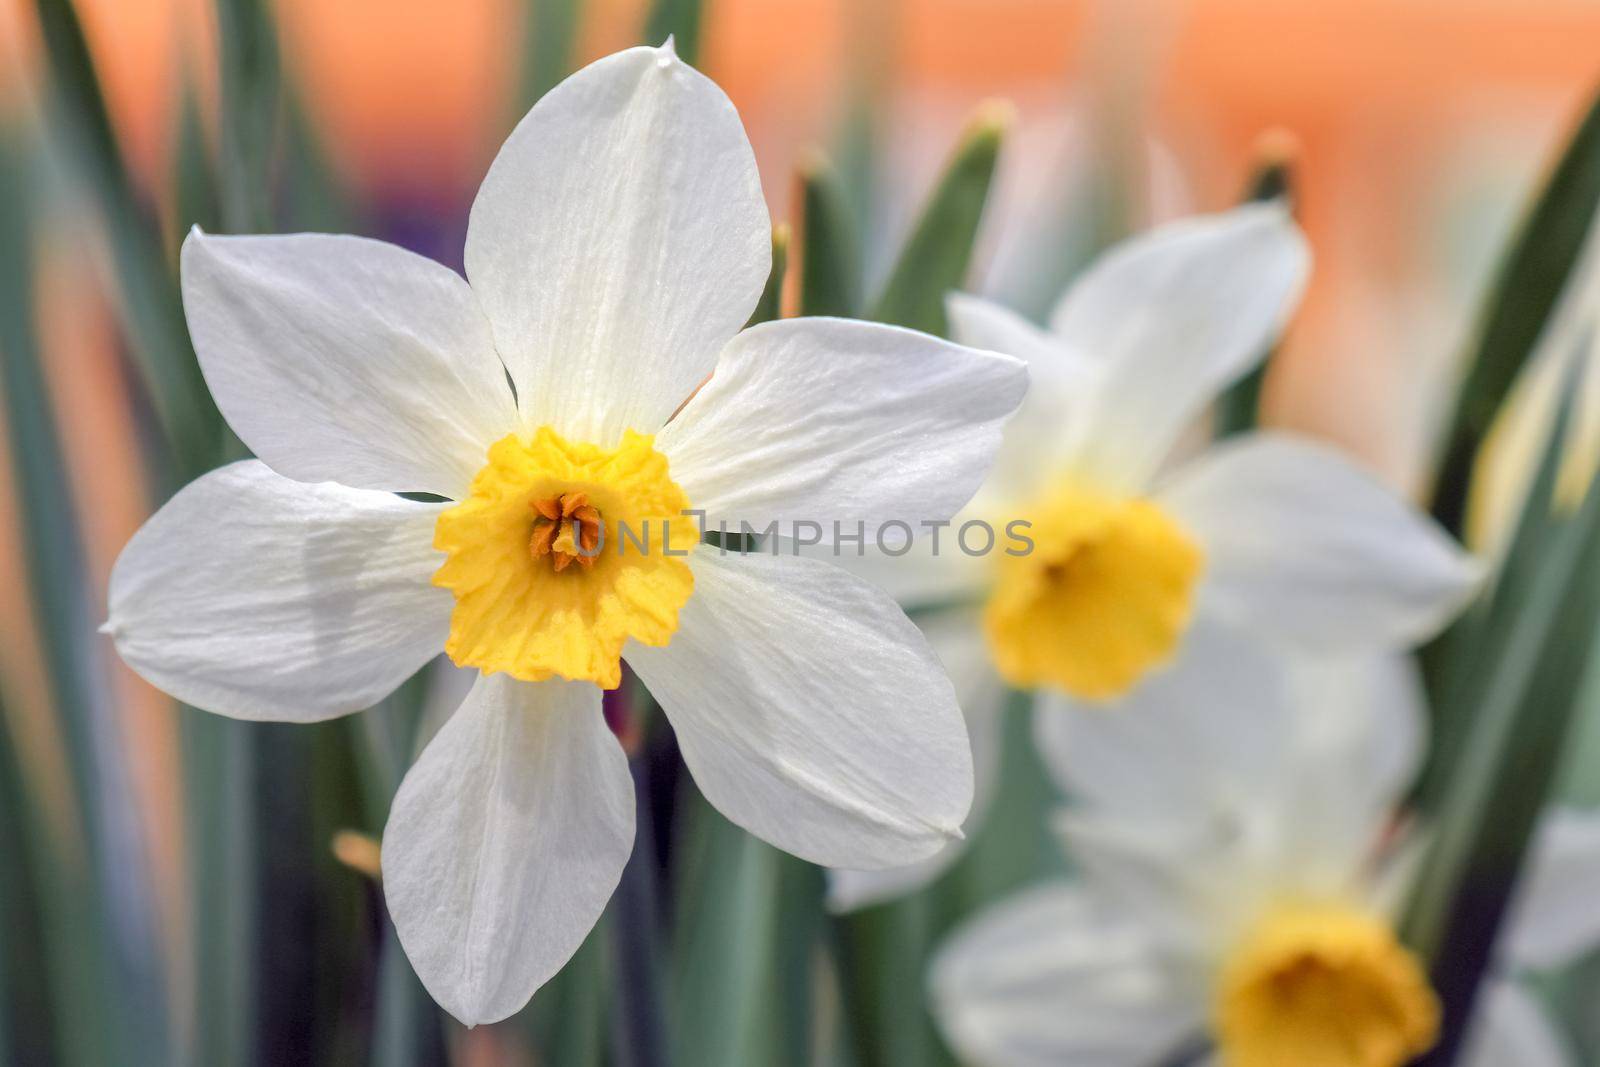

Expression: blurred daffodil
xmin=103 ymin=41 xmax=1027 ymax=1025
xmin=826 ymin=206 xmax=1482 ymax=913
xmin=931 ymin=622 xmax=1600 ymax=1067
xmin=948 ymin=204 xmax=1480 ymax=701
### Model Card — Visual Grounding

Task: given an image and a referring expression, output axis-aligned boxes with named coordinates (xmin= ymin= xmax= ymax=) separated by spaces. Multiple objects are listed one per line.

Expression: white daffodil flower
xmin=825 ymin=205 xmax=1483 ymax=913
xmin=103 ymin=42 xmax=1028 ymax=1026
xmin=930 ymin=622 xmax=1600 ymax=1067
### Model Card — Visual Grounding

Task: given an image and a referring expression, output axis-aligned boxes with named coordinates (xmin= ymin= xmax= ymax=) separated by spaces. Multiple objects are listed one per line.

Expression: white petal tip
xmin=97 ymin=618 xmax=114 ymax=636
xmin=657 ymin=35 xmax=678 ymax=64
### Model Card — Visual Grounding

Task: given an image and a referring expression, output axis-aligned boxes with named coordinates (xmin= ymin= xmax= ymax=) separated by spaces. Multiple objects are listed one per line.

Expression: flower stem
xmin=609 ymin=684 xmax=671 ymax=1067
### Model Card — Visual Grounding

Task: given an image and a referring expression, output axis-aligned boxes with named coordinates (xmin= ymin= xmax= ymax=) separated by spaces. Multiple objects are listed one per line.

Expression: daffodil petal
xmin=1160 ymin=433 xmax=1484 ymax=649
xmin=464 ymin=43 xmax=770 ymax=446
xmin=1054 ymin=204 xmax=1309 ymax=489
xmin=930 ymin=883 xmax=1205 ymax=1067
xmin=105 ymin=461 xmax=451 ymax=721
xmin=946 ymin=291 xmax=1098 ymax=501
xmin=1050 ymin=808 xmax=1245 ymax=952
xmin=1033 ymin=618 xmax=1295 ymax=817
xmin=625 ymin=550 xmax=972 ymax=868
xmin=381 ymin=675 xmax=633 ymax=1027
xmin=1039 ymin=623 xmax=1426 ymax=905
xmin=657 ymin=317 xmax=1027 ymax=543
xmin=810 ymin=526 xmax=991 ymax=609
xmin=1461 ymin=981 xmax=1573 ymax=1067
xmin=946 ymin=291 xmax=1079 ymax=374
xmin=826 ymin=609 xmax=1004 ymax=912
xmin=1274 ymin=652 xmax=1427 ymax=890
xmin=181 ymin=230 xmax=518 ymax=498
xmin=1501 ymin=807 xmax=1600 ymax=971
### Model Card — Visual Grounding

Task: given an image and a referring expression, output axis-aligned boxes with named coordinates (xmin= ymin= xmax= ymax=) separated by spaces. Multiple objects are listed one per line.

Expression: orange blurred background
xmin=7 ymin=0 xmax=1600 ymax=477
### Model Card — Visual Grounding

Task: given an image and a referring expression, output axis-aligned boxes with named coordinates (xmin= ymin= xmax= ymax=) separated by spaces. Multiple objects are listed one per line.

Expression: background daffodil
xmin=933 ymin=621 xmax=1600 ymax=1067
xmin=827 ymin=204 xmax=1483 ymax=913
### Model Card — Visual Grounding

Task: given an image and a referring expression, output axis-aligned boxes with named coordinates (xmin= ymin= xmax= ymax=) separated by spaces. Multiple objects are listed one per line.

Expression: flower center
xmin=529 ymin=490 xmax=603 ymax=571
xmin=982 ymin=481 xmax=1202 ymax=700
xmin=1214 ymin=903 xmax=1439 ymax=1067
xmin=433 ymin=427 xmax=696 ymax=689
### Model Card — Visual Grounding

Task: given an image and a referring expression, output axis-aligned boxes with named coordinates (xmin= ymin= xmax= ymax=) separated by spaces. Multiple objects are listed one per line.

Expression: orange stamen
xmin=529 ymin=490 xmax=604 ymax=571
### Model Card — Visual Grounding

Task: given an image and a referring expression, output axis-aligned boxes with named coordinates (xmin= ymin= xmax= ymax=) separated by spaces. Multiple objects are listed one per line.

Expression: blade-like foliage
xmin=1430 ymin=80 xmax=1600 ymax=538
xmin=215 ymin=0 xmax=281 ymax=233
xmin=799 ymin=153 xmax=864 ymax=318
xmin=521 ymin=0 xmax=585 ymax=106
xmin=0 ymin=131 xmax=172 ymax=1067
xmin=1404 ymin=373 xmax=1600 ymax=1063
xmin=1214 ymin=136 xmax=1298 ymax=438
xmin=871 ymin=102 xmax=1010 ymax=336
xmin=747 ymin=224 xmax=791 ymax=327
xmin=644 ymin=0 xmax=706 ymax=65
xmin=30 ymin=0 xmax=220 ymax=472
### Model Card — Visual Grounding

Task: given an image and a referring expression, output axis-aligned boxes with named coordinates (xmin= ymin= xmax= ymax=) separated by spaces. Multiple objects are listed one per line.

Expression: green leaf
xmin=30 ymin=0 xmax=220 ymax=473
xmin=747 ymin=224 xmax=790 ymax=328
xmin=940 ymin=689 xmax=1062 ymax=913
xmin=671 ymin=790 xmax=822 ymax=1067
xmin=0 ymin=681 xmax=59 ymax=1065
xmin=172 ymin=81 xmax=221 ymax=245
xmin=1214 ymin=134 xmax=1298 ymax=439
xmin=833 ymin=895 xmax=953 ymax=1067
xmin=523 ymin=918 xmax=610 ymax=1067
xmin=1402 ymin=375 xmax=1600 ymax=1063
xmin=520 ymin=0 xmax=585 ymax=106
xmin=278 ymin=93 xmax=359 ymax=235
xmin=798 ymin=153 xmax=863 ymax=318
xmin=643 ymin=0 xmax=706 ymax=64
xmin=608 ymin=697 xmax=669 ymax=1067
xmin=179 ymin=713 xmax=256 ymax=1067
xmin=0 ymin=132 xmax=172 ymax=1067
xmin=830 ymin=670 xmax=1055 ymax=1067
xmin=343 ymin=670 xmax=444 ymax=1067
xmin=871 ymin=102 xmax=1011 ymax=336
xmin=1414 ymin=352 xmax=1579 ymax=812
xmin=1429 ymin=78 xmax=1600 ymax=539
xmin=215 ymin=0 xmax=281 ymax=233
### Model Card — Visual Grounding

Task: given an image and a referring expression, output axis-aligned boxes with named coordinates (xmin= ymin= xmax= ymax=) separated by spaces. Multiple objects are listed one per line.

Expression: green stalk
xmin=833 ymin=897 xmax=950 ymax=1067
xmin=661 ymin=228 xmax=807 ymax=1066
xmin=0 ymin=133 xmax=171 ymax=1067
xmin=747 ymin=224 xmax=790 ymax=327
xmin=179 ymin=714 xmax=255 ymax=1067
xmin=798 ymin=153 xmax=863 ymax=318
xmin=0 ymin=681 xmax=59 ymax=1065
xmin=520 ymin=0 xmax=585 ymax=107
xmin=1214 ymin=132 xmax=1298 ymax=439
xmin=525 ymin=920 xmax=610 ymax=1067
xmin=643 ymin=0 xmax=706 ymax=62
xmin=215 ymin=0 xmax=281 ymax=234
xmin=1428 ymin=79 xmax=1600 ymax=539
xmin=349 ymin=670 xmax=444 ymax=1067
xmin=30 ymin=0 xmax=220 ymax=473
xmin=871 ymin=102 xmax=1011 ymax=337
xmin=941 ymin=689 xmax=1060 ymax=915
xmin=815 ymin=123 xmax=1010 ymax=1063
xmin=1403 ymin=378 xmax=1600 ymax=1062
xmin=173 ymin=5 xmax=289 ymax=1061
